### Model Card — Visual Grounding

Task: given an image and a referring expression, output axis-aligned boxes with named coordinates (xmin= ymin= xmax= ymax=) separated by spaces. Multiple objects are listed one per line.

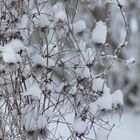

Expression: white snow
xmin=2 ymin=47 xmax=21 ymax=63
xmin=109 ymin=113 xmax=140 ymax=140
xmin=31 ymin=54 xmax=46 ymax=66
xmin=69 ymin=84 xmax=77 ymax=95
xmin=32 ymin=4 xmax=53 ymax=27
xmin=72 ymin=20 xmax=86 ymax=34
xmin=35 ymin=115 xmax=47 ymax=129
xmin=89 ymin=102 xmax=98 ymax=116
xmin=107 ymin=0 xmax=126 ymax=6
xmin=78 ymin=40 xmax=96 ymax=65
xmin=18 ymin=14 xmax=29 ymax=40
xmin=96 ymin=128 xmax=109 ymax=140
xmin=130 ymin=17 xmax=138 ymax=33
xmin=21 ymin=105 xmax=47 ymax=131
xmin=4 ymin=39 xmax=25 ymax=53
xmin=91 ymin=78 xmax=113 ymax=110
xmin=23 ymin=84 xmax=42 ymax=98
xmin=112 ymin=90 xmax=123 ymax=107
xmin=73 ymin=119 xmax=87 ymax=134
xmin=75 ymin=66 xmax=90 ymax=79
xmin=2 ymin=39 xmax=25 ymax=63
xmin=92 ymin=78 xmax=105 ymax=92
xmin=47 ymin=58 xmax=55 ymax=67
xmin=83 ymin=66 xmax=91 ymax=78
xmin=92 ymin=21 xmax=107 ymax=44
xmin=96 ymin=93 xmax=112 ymax=110
xmin=85 ymin=48 xmax=96 ymax=64
xmin=19 ymin=14 xmax=28 ymax=28
xmin=53 ymin=2 xmax=67 ymax=23
xmin=126 ymin=57 xmax=136 ymax=65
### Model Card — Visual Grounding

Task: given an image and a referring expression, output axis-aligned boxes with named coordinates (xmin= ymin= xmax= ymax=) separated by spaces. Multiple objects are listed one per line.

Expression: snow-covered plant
xmin=0 ymin=0 xmax=129 ymax=139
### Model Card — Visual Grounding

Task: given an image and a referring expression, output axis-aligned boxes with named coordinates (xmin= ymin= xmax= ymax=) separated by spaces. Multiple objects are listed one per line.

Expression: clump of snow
xmin=32 ymin=4 xmax=53 ymax=27
xmin=21 ymin=105 xmax=47 ymax=131
xmin=126 ymin=57 xmax=136 ymax=65
xmin=72 ymin=20 xmax=86 ymax=34
xmin=32 ymin=55 xmax=46 ymax=67
xmin=91 ymin=78 xmax=113 ymax=111
xmin=92 ymin=78 xmax=105 ymax=92
xmin=90 ymin=86 xmax=112 ymax=112
xmin=53 ymin=2 xmax=67 ymax=23
xmin=96 ymin=92 xmax=112 ymax=110
xmin=2 ymin=47 xmax=21 ymax=64
xmin=92 ymin=21 xmax=107 ymax=44
xmin=4 ymin=39 xmax=25 ymax=53
xmin=73 ymin=119 xmax=87 ymax=134
xmin=23 ymin=84 xmax=42 ymax=98
xmin=112 ymin=90 xmax=123 ymax=108
xmin=2 ymin=39 xmax=25 ymax=63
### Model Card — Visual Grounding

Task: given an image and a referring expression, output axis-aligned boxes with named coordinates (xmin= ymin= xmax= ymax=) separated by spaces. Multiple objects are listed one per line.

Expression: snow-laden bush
xmin=0 ymin=0 xmax=128 ymax=139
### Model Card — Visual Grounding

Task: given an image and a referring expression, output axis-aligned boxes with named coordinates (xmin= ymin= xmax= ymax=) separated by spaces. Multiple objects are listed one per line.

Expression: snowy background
xmin=110 ymin=113 xmax=140 ymax=140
